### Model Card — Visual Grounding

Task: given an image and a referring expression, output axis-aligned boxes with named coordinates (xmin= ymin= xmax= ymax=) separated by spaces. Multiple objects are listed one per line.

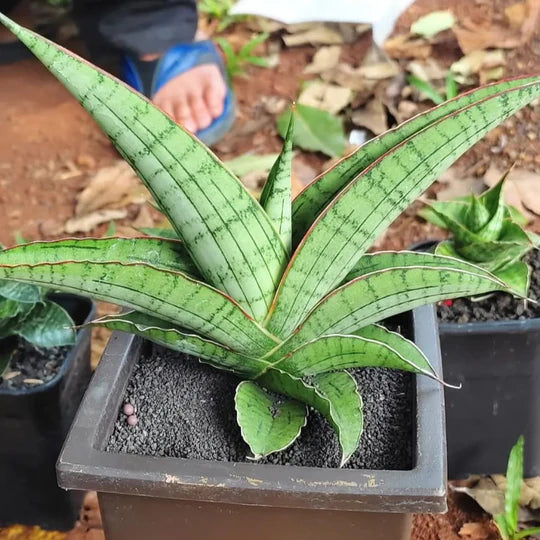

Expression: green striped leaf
xmin=259 ymin=112 xmax=294 ymax=253
xmin=0 ymin=260 xmax=277 ymax=356
xmin=290 ymin=265 xmax=509 ymax=344
xmin=493 ymin=260 xmax=530 ymax=298
xmin=292 ymin=76 xmax=540 ymax=245
xmin=258 ymin=369 xmax=363 ymax=466
xmin=267 ymin=78 xmax=540 ymax=337
xmin=0 ymin=15 xmax=287 ymax=321
xmin=89 ymin=311 xmax=268 ymax=378
xmin=15 ymin=300 xmax=75 ymax=347
xmin=344 ymin=251 xmax=500 ymax=283
xmin=0 ymin=301 xmax=34 ymax=339
xmin=0 ymin=279 xmax=42 ymax=303
xmin=235 ymin=381 xmax=307 ymax=459
xmin=0 ymin=238 xmax=200 ymax=277
xmin=270 ymin=324 xmax=440 ymax=382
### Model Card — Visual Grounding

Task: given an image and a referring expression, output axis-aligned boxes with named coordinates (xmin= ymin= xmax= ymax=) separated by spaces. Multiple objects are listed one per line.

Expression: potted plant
xmin=0 ymin=278 xmax=95 ymax=530
xmin=1 ymin=14 xmax=539 ymax=539
xmin=419 ymin=177 xmax=540 ymax=478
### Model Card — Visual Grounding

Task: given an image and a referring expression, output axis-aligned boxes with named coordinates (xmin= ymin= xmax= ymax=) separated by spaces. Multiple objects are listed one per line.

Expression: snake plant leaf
xmin=258 ymin=369 xmax=363 ymax=466
xmin=235 ymin=380 xmax=307 ymax=459
xmin=0 ymin=238 xmax=200 ymax=278
xmin=292 ymin=76 xmax=540 ymax=245
xmin=419 ymin=200 xmax=468 ymax=229
xmin=492 ymin=260 xmax=530 ymax=298
xmin=465 ymin=195 xmax=491 ymax=234
xmin=0 ymin=15 xmax=287 ymax=321
xmin=89 ymin=311 xmax=268 ymax=378
xmin=343 ymin=251 xmax=499 ymax=283
xmin=137 ymin=227 xmax=179 ymax=240
xmin=14 ymin=300 xmax=76 ymax=347
xmin=0 ymin=280 xmax=42 ymax=303
xmin=0 ymin=260 xmax=277 ymax=356
xmin=271 ymin=324 xmax=440 ymax=382
xmin=290 ymin=265 xmax=510 ymax=344
xmin=267 ymin=78 xmax=540 ymax=337
xmin=259 ymin=112 xmax=294 ymax=253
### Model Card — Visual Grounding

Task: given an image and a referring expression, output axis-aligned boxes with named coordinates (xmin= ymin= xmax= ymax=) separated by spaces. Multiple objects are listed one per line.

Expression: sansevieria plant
xmin=419 ymin=174 xmax=538 ymax=296
xmin=1 ymin=14 xmax=539 ymax=465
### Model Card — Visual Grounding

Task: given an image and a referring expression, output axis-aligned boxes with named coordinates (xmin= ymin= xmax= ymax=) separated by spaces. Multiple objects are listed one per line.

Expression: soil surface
xmin=108 ymin=344 xmax=413 ymax=470
xmin=438 ymin=249 xmax=540 ymax=323
xmin=0 ymin=340 xmax=69 ymax=391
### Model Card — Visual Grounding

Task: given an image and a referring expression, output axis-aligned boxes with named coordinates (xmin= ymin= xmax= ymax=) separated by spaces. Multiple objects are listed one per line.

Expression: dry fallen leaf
xmin=351 ymin=98 xmax=388 ymax=135
xmin=410 ymin=10 xmax=456 ymax=39
xmin=64 ymin=209 xmax=128 ymax=234
xmin=407 ymin=58 xmax=447 ymax=82
xmin=505 ymin=1 xmax=528 ymax=29
xmin=298 ymin=81 xmax=352 ymax=115
xmin=484 ymin=164 xmax=540 ymax=217
xmin=283 ymin=24 xmax=343 ymax=46
xmin=75 ymin=161 xmax=148 ymax=216
xmin=131 ymin=204 xmax=155 ymax=229
xmin=451 ymin=50 xmax=505 ymax=84
xmin=458 ymin=522 xmax=491 ymax=539
xmin=260 ymin=95 xmax=288 ymax=115
xmin=303 ymin=45 xmax=342 ymax=74
xmin=453 ymin=22 xmax=520 ymax=55
xmin=357 ymin=61 xmax=400 ymax=80
xmin=383 ymin=34 xmax=432 ymax=59
xmin=321 ymin=63 xmax=379 ymax=94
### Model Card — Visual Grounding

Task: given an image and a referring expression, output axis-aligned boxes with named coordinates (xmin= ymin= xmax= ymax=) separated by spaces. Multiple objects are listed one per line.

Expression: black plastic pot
xmin=57 ymin=305 xmax=446 ymax=540
xmin=412 ymin=240 xmax=540 ymax=477
xmin=0 ymin=294 xmax=95 ymax=531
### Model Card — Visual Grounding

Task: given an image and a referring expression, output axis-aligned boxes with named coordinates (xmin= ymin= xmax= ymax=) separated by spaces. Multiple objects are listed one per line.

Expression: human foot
xmin=141 ymin=53 xmax=227 ymax=133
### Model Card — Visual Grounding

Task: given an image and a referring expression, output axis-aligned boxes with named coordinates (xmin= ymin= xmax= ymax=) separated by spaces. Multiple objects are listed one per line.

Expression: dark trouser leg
xmin=72 ymin=0 xmax=198 ymax=57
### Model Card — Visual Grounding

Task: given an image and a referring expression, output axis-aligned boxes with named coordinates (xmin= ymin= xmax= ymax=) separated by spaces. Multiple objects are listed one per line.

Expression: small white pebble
xmin=123 ymin=403 xmax=135 ymax=416
xmin=127 ymin=415 xmax=138 ymax=426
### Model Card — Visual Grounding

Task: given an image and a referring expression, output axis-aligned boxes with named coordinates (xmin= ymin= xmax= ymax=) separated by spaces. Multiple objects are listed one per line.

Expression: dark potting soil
xmin=0 ymin=340 xmax=70 ymax=390
xmin=107 ymin=344 xmax=413 ymax=470
xmin=437 ymin=249 xmax=540 ymax=324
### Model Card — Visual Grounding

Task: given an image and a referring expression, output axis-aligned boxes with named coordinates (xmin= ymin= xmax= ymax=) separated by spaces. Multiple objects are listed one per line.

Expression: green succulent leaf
xmin=290 ymin=264 xmax=510 ymax=344
xmin=0 ymin=238 xmax=200 ymax=278
xmin=465 ymin=195 xmax=491 ymax=233
xmin=419 ymin=200 xmax=468 ymax=229
xmin=258 ymin=369 xmax=363 ymax=466
xmin=0 ymin=15 xmax=287 ymax=321
xmin=277 ymin=103 xmax=346 ymax=158
xmin=0 ymin=259 xmax=277 ymax=356
xmin=235 ymin=380 xmax=307 ymax=459
xmin=494 ymin=436 xmax=524 ymax=539
xmin=493 ymin=260 xmax=530 ymax=298
xmin=14 ymin=300 xmax=75 ymax=347
xmin=292 ymin=76 xmax=540 ymax=246
xmin=407 ymin=74 xmax=444 ymax=105
xmin=267 ymin=78 xmax=540 ymax=338
xmin=89 ymin=311 xmax=268 ymax=378
xmin=270 ymin=324 xmax=440 ymax=382
xmin=0 ymin=279 xmax=42 ymax=303
xmin=260 ymin=111 xmax=294 ymax=253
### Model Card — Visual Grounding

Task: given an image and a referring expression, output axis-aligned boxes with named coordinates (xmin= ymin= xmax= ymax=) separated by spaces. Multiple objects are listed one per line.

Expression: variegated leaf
xmin=267 ymin=77 xmax=540 ymax=337
xmin=258 ymin=369 xmax=363 ymax=466
xmin=0 ymin=279 xmax=42 ymax=303
xmin=0 ymin=15 xmax=287 ymax=321
xmin=260 ymin=112 xmax=294 ymax=253
xmin=90 ymin=311 xmax=268 ymax=377
xmin=235 ymin=381 xmax=307 ymax=459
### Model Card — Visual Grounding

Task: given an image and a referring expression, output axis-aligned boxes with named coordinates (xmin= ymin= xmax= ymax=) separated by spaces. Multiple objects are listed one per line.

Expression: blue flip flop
xmin=121 ymin=40 xmax=235 ymax=146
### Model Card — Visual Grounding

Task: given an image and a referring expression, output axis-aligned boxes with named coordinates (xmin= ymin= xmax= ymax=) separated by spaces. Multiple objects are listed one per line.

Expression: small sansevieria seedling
xmin=419 ymin=173 xmax=539 ymax=296
xmin=0 ymin=277 xmax=75 ymax=375
xmin=0 ymin=14 xmax=539 ymax=465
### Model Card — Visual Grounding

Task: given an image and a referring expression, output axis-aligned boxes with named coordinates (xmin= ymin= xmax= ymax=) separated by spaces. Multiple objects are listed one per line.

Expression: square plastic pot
xmin=0 ymin=294 xmax=95 ymax=531
xmin=411 ymin=240 xmax=540 ymax=477
xmin=57 ymin=305 xmax=446 ymax=540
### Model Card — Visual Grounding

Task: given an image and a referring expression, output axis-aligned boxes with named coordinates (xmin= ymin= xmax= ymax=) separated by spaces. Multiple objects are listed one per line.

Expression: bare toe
xmin=189 ymin=93 xmax=213 ymax=131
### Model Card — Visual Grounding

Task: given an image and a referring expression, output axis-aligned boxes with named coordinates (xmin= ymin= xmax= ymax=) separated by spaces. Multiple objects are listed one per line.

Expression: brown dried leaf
xmin=454 ymin=22 xmax=520 ymax=54
xmin=64 ymin=209 xmax=128 ymax=234
xmin=357 ymin=61 xmax=400 ymax=80
xmin=451 ymin=50 xmax=505 ymax=84
xmin=383 ymin=34 xmax=432 ymax=59
xmin=505 ymin=2 xmax=528 ymax=29
xmin=484 ymin=165 xmax=539 ymax=217
xmin=283 ymin=24 xmax=343 ymax=47
xmin=298 ymin=81 xmax=352 ymax=114
xmin=75 ymin=160 xmax=149 ymax=216
xmin=407 ymin=58 xmax=447 ymax=82
xmin=303 ymin=45 xmax=342 ymax=74
xmin=436 ymin=167 xmax=484 ymax=201
xmin=131 ymin=204 xmax=155 ymax=229
xmin=351 ymin=98 xmax=388 ymax=135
